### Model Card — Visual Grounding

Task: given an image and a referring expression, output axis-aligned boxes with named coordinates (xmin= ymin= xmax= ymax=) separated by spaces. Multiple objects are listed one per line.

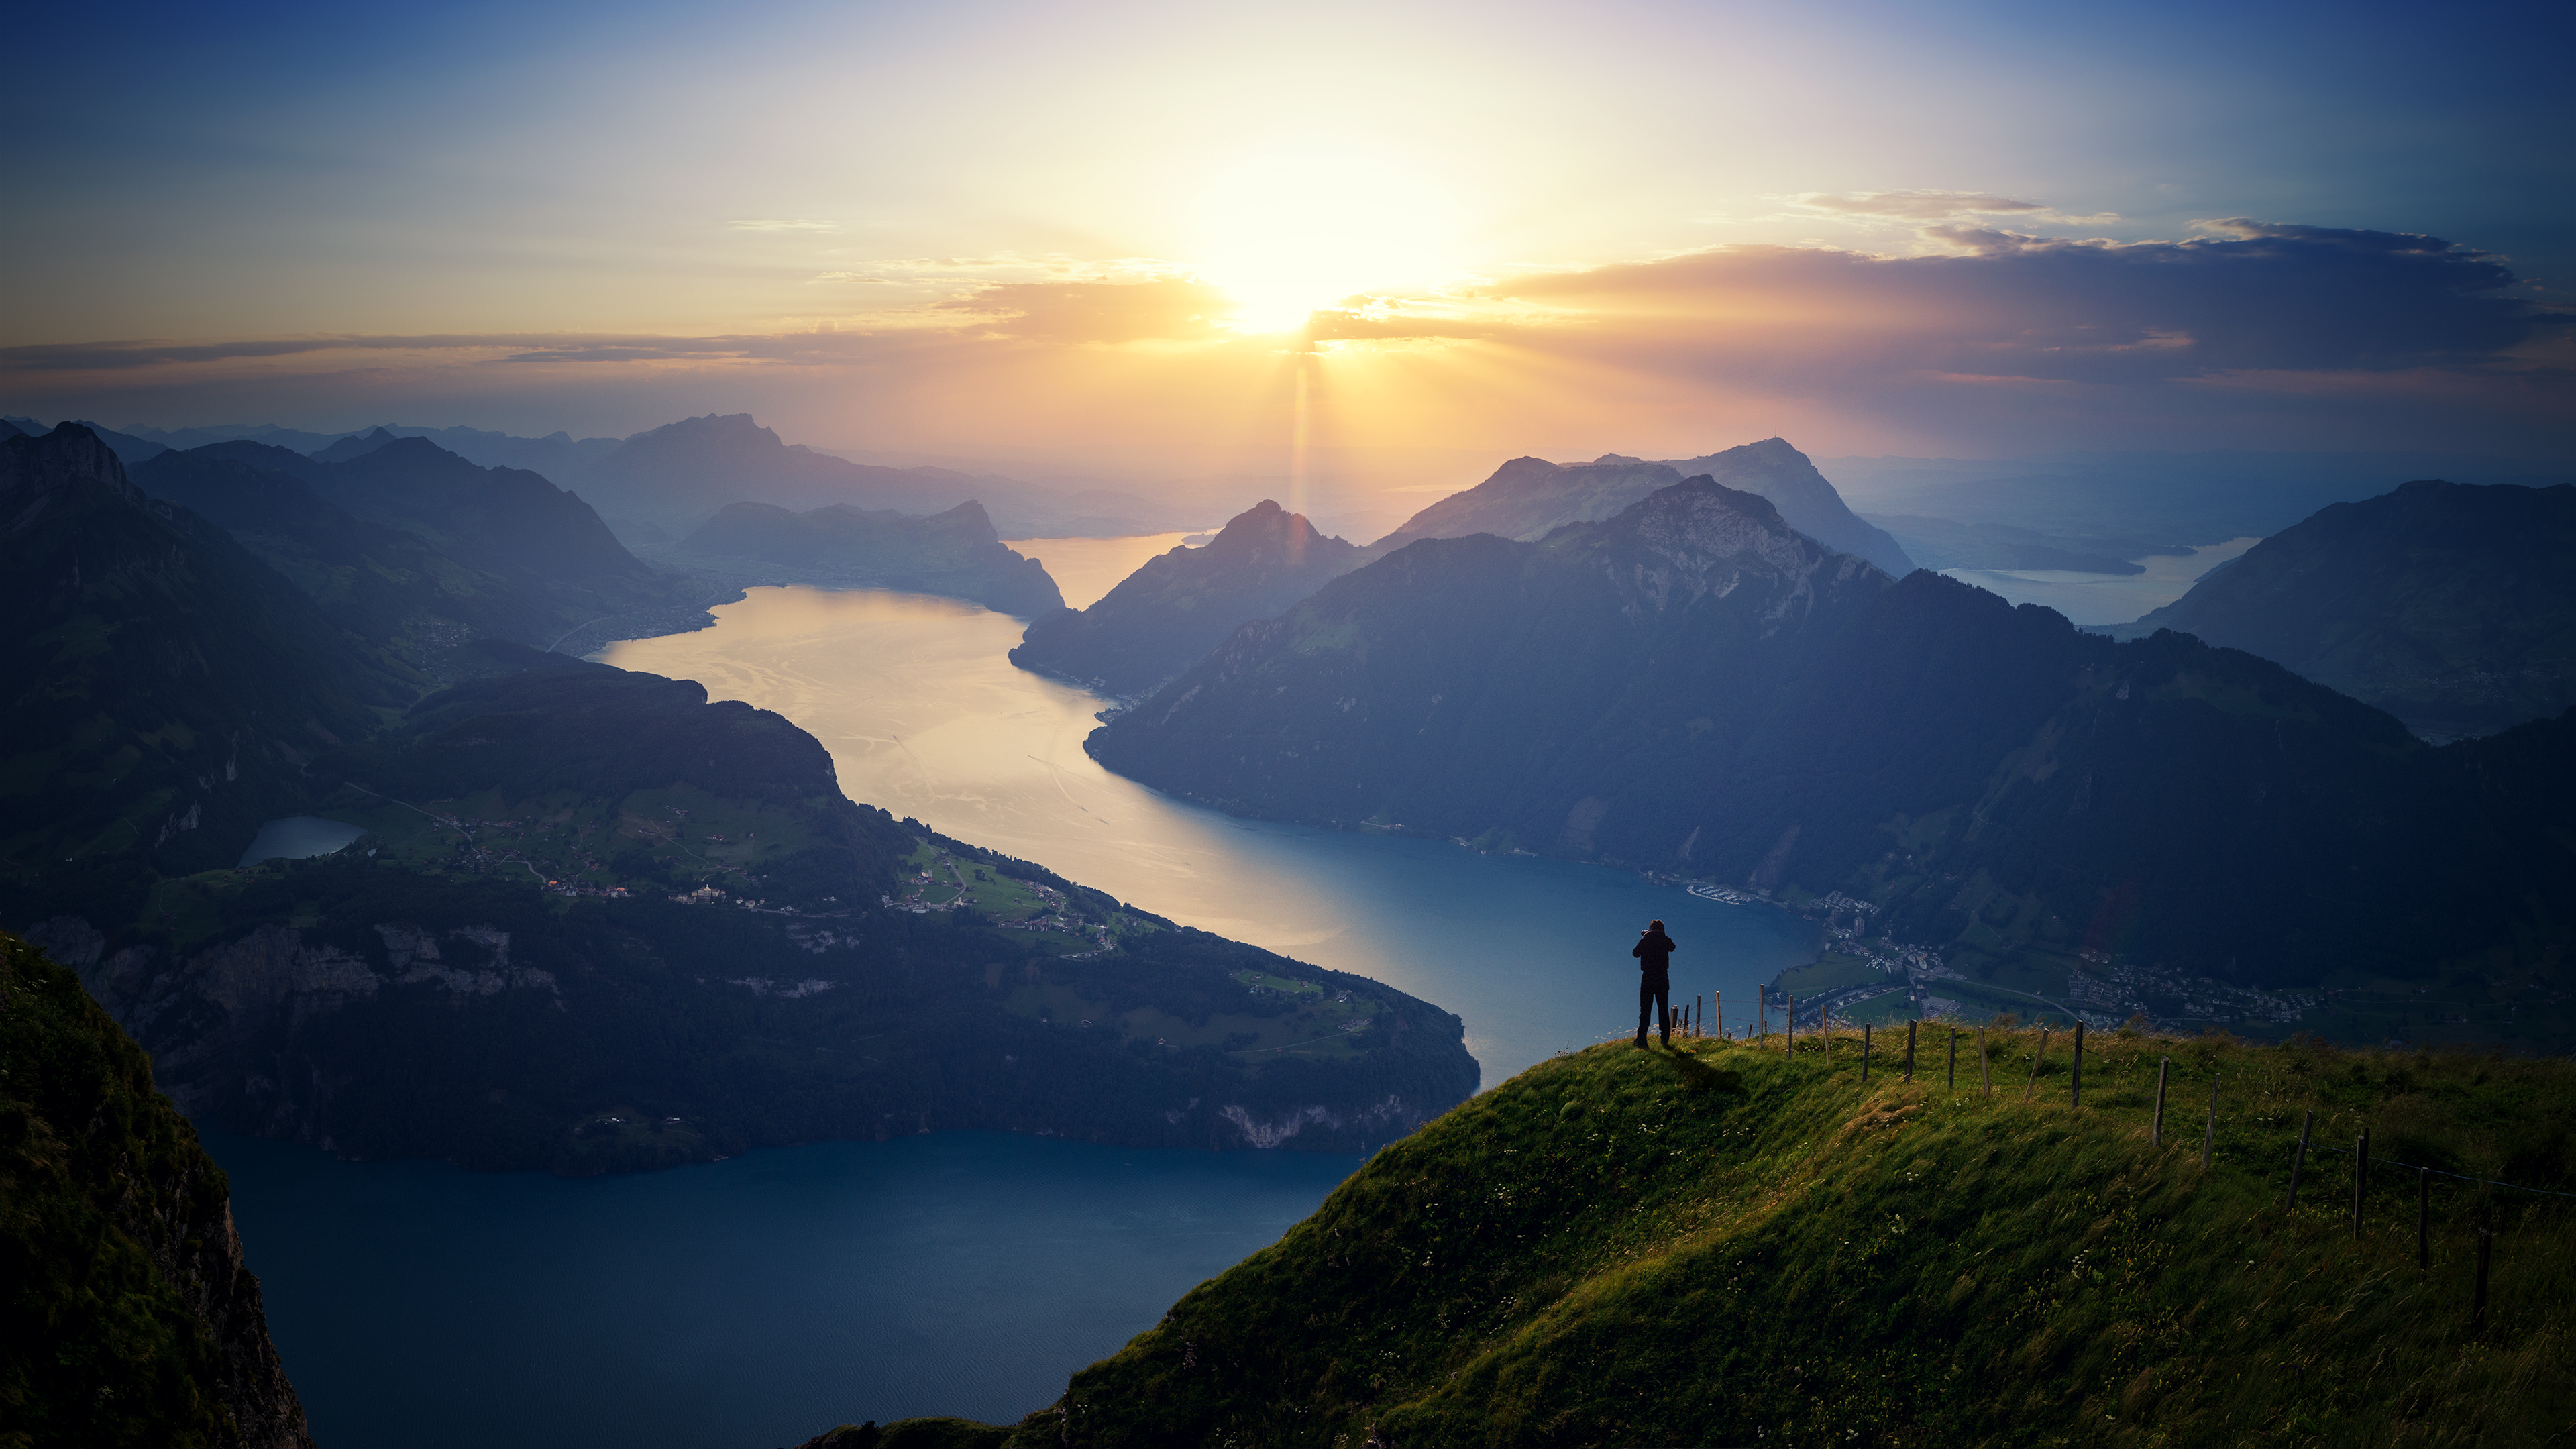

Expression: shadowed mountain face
xmin=309 ymin=435 xmax=660 ymax=596
xmin=1657 ymin=437 xmax=1914 ymax=576
xmin=2112 ymin=480 xmax=2576 ymax=738
xmin=1087 ymin=476 xmax=2576 ymax=990
xmin=1 ymin=426 xmax=406 ymax=897
xmin=131 ymin=445 xmax=564 ymax=647
xmin=1012 ymin=500 xmax=1357 ymax=696
xmin=677 ymin=498 xmax=1065 ymax=616
xmin=2 ymin=928 xmax=315 ymax=1449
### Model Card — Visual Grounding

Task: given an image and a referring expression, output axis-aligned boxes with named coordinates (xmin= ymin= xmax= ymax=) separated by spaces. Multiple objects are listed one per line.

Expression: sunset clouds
xmin=3 ymin=0 xmax=2567 ymax=467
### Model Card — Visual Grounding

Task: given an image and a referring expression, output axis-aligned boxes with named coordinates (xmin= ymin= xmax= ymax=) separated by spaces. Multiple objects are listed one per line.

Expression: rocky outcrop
xmin=1 ymin=928 xmax=315 ymax=1448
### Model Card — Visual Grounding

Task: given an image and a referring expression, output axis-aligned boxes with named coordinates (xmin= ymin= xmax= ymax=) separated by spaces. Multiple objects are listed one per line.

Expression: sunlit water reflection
xmin=601 ymin=584 xmax=1817 ymax=1083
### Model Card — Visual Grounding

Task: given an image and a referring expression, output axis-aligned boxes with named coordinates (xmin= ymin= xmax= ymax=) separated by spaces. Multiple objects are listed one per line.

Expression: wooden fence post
xmin=2418 ymin=1167 xmax=2430 ymax=1270
xmin=1979 ymin=1028 xmax=1991 ymax=1095
xmin=1822 ymin=1004 xmax=1831 ymax=1065
xmin=1862 ymin=1024 xmax=1872 ymax=1084
xmin=2151 ymin=1059 xmax=2169 ymax=1146
xmin=1947 ymin=1030 xmax=1958 ymax=1091
xmin=2286 ymin=1108 xmax=2312 ymax=1208
xmin=2023 ymin=1028 xmax=2049 ymax=1103
xmin=1787 ymin=996 xmax=1796 ymax=1055
xmin=1904 ymin=1020 xmax=1917 ymax=1083
xmin=1715 ymin=991 xmax=1722 ymax=1044
xmin=2202 ymin=1071 xmax=2218 ymax=1168
xmin=2071 ymin=1021 xmax=2085 ymax=1108
xmin=2352 ymin=1128 xmax=2370 ymax=1239
xmin=2473 ymin=1228 xmax=2491 ymax=1331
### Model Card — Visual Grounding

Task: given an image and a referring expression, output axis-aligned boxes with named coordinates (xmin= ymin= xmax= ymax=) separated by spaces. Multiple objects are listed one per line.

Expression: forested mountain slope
xmin=1 ymin=425 xmax=410 ymax=900
xmin=1013 ymin=500 xmax=1356 ymax=696
xmin=131 ymin=445 xmax=565 ymax=648
xmin=2 ymin=928 xmax=314 ymax=1449
xmin=2114 ymin=479 xmax=2576 ymax=738
xmin=1087 ymin=476 xmax=2576 ymax=998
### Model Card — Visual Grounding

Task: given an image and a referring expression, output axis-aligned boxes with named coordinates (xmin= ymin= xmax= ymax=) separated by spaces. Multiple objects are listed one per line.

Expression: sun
xmin=1187 ymin=140 xmax=1464 ymax=333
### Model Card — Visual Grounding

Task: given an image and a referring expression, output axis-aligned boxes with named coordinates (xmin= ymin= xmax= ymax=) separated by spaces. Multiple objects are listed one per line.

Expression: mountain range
xmin=1011 ymin=439 xmax=1907 ymax=702
xmin=1086 ymin=473 xmax=2576 ymax=1022
xmin=678 ymin=498 xmax=1065 ymax=616
xmin=2110 ymin=479 xmax=2576 ymax=739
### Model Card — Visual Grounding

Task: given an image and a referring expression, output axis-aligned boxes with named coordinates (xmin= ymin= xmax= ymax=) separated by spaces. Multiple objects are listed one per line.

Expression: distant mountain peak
xmin=1655 ymin=438 xmax=1915 ymax=576
xmin=2 ymin=422 xmax=143 ymax=514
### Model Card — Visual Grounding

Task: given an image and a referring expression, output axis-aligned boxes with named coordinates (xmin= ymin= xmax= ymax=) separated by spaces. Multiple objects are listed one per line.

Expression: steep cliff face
xmin=0 ymin=928 xmax=314 ymax=1449
xmin=1012 ymin=500 xmax=1358 ymax=696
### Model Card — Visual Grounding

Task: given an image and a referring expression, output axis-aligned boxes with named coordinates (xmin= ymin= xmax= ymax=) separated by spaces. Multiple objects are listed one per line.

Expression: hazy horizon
xmin=7 ymin=0 xmax=2568 ymax=476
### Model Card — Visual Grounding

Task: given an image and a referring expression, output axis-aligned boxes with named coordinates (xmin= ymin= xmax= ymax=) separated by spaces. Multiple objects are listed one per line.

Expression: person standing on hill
xmin=1633 ymin=919 xmax=1677 ymax=1048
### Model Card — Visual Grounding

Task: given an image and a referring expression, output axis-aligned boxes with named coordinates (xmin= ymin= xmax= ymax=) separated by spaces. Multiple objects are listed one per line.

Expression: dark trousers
xmin=1637 ymin=975 xmax=1670 ymax=1042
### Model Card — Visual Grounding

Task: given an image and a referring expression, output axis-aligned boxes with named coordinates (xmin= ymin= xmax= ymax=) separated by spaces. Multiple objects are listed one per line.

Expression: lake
xmin=219 ymin=1130 xmax=1359 ymax=1447
xmin=1937 ymin=535 xmax=2262 ymax=626
xmin=216 ymin=547 xmax=1819 ymax=1445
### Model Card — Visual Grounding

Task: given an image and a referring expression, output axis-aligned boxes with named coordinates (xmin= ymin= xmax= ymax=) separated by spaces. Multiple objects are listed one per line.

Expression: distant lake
xmin=218 ymin=569 xmax=1819 ymax=1446
xmin=238 ymin=814 xmax=368 ymax=867
xmin=219 ymin=1130 xmax=1358 ymax=1446
xmin=1939 ymin=535 xmax=2261 ymax=626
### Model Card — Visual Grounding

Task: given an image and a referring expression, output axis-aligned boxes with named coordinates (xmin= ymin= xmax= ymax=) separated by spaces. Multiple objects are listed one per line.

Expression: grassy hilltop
xmin=853 ymin=1024 xmax=2576 ymax=1447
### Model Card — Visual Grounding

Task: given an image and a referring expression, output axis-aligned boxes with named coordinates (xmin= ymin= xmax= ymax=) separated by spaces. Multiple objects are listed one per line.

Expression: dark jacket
xmin=1633 ymin=930 xmax=1677 ymax=975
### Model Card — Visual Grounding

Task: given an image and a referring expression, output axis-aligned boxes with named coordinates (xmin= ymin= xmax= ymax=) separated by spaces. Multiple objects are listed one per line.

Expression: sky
xmin=5 ymin=0 xmax=2570 ymax=483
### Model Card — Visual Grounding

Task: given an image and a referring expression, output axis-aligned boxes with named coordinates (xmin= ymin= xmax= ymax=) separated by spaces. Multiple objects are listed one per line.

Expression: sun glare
xmin=1189 ymin=140 xmax=1464 ymax=334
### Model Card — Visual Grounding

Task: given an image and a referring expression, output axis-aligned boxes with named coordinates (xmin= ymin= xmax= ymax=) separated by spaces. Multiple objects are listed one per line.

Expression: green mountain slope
xmin=309 ymin=436 xmax=670 ymax=606
xmin=2114 ymin=480 xmax=2576 ymax=739
xmin=130 ymin=445 xmax=565 ymax=647
xmin=1013 ymin=500 xmax=1358 ymax=696
xmin=1 ymin=425 xmax=409 ymax=900
xmin=922 ymin=1028 xmax=2576 ymax=1447
xmin=1085 ymin=478 xmax=2576 ymax=1011
xmin=678 ymin=498 xmax=1064 ymax=616
xmin=2 ymin=928 xmax=313 ymax=1449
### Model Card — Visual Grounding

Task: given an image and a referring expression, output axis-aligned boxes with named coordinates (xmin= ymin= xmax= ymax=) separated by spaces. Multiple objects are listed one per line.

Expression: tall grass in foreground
xmin=1019 ymin=1024 xmax=2575 ymax=1447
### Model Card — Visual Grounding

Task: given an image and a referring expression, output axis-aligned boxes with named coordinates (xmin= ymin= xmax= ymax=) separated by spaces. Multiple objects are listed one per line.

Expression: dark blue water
xmin=219 ymin=1131 xmax=1359 ymax=1447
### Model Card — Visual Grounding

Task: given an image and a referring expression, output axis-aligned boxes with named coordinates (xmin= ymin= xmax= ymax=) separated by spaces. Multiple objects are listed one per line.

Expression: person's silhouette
xmin=1632 ymin=918 xmax=1677 ymax=1048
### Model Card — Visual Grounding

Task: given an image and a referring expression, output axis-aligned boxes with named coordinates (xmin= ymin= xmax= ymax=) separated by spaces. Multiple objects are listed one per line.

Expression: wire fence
xmin=1564 ymin=996 xmax=2576 ymax=1207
